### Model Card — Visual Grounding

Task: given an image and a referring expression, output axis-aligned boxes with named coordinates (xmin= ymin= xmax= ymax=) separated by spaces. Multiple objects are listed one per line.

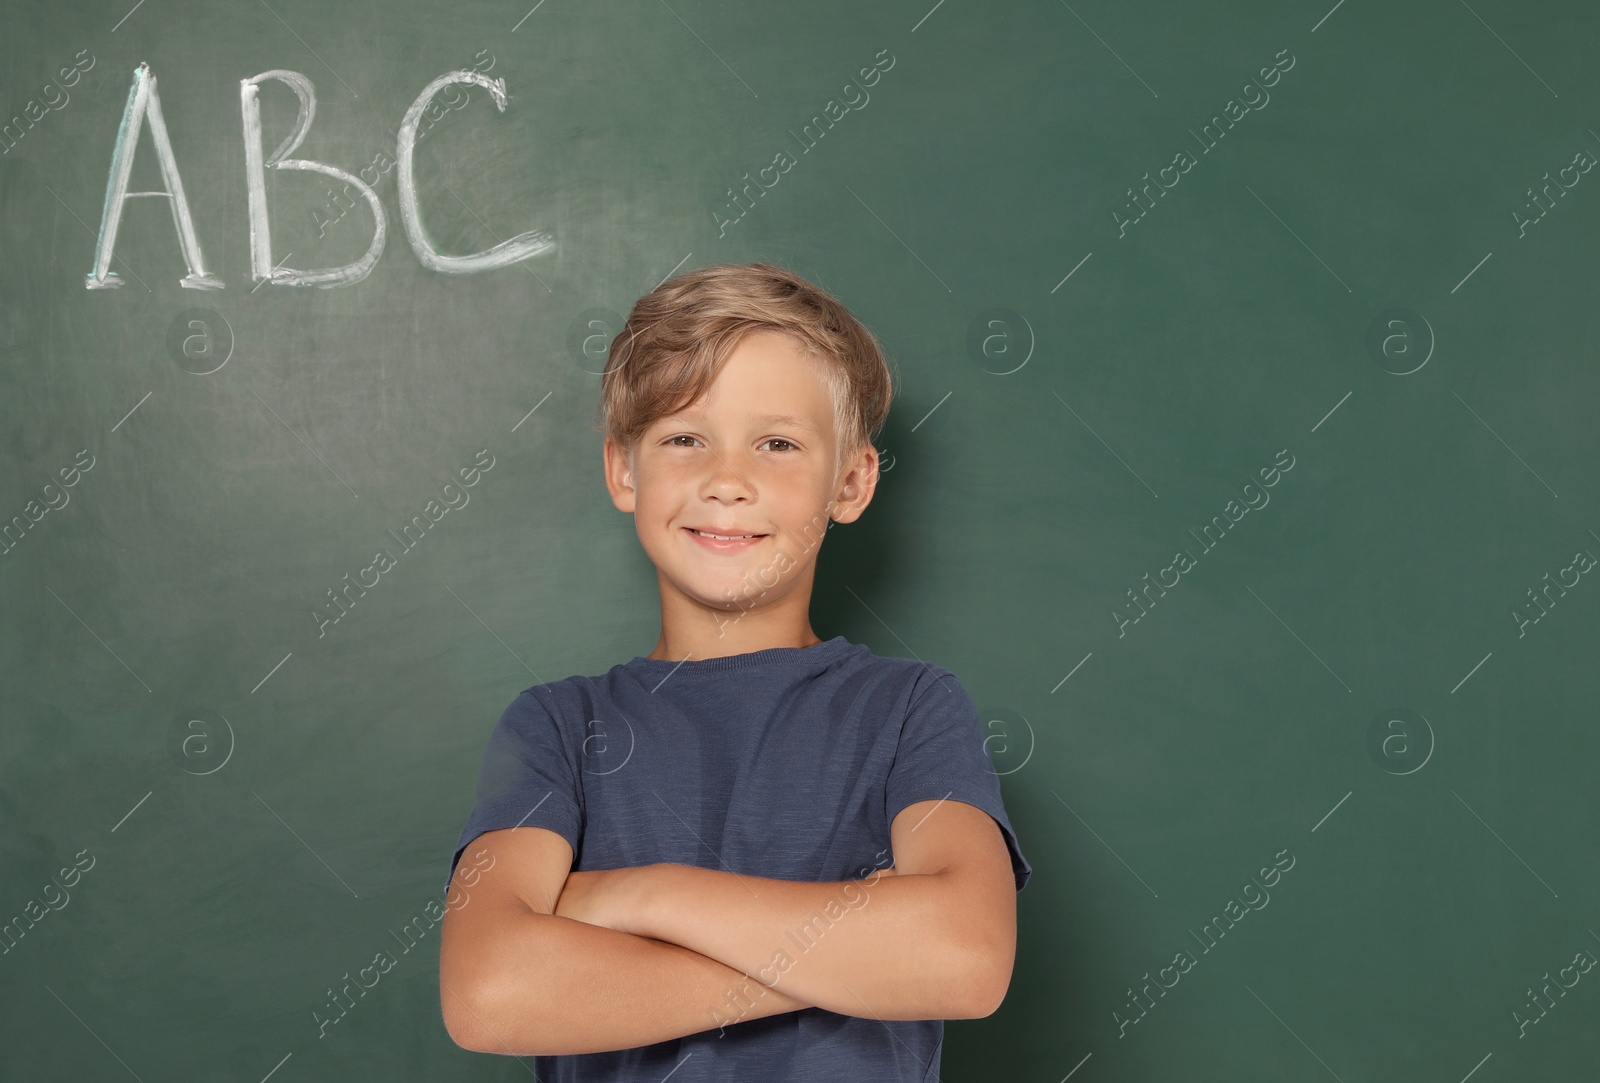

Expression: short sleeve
xmin=443 ymin=688 xmax=584 ymax=895
xmin=885 ymin=665 xmax=1032 ymax=893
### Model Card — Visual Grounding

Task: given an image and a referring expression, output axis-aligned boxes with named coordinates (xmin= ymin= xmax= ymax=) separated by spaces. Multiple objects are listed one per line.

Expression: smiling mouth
xmin=686 ymin=528 xmax=768 ymax=540
xmin=682 ymin=527 xmax=770 ymax=551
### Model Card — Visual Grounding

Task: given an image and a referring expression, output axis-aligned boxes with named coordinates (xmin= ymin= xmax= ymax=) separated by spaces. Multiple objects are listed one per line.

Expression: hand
xmin=554 ymin=867 xmax=635 ymax=933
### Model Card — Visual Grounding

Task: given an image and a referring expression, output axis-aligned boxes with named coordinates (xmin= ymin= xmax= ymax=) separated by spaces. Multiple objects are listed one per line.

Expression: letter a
xmin=240 ymin=70 xmax=386 ymax=286
xmin=396 ymin=70 xmax=554 ymax=274
xmin=87 ymin=62 xmax=222 ymax=290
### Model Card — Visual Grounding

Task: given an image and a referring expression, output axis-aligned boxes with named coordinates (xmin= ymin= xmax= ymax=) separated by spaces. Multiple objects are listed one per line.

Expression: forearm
xmin=625 ymin=865 xmax=976 ymax=1020
xmin=442 ymin=903 xmax=812 ymax=1056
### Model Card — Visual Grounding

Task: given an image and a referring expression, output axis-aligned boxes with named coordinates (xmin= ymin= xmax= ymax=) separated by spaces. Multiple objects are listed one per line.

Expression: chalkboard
xmin=4 ymin=0 xmax=1600 ymax=1079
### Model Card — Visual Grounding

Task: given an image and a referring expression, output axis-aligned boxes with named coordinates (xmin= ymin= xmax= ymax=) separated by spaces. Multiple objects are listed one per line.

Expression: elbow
xmin=951 ymin=959 xmax=1012 ymax=1019
xmin=441 ymin=946 xmax=554 ymax=1055
xmin=440 ymin=972 xmax=502 ymax=1053
xmin=439 ymin=922 xmax=502 ymax=1052
xmin=439 ymin=905 xmax=569 ymax=1056
xmin=442 ymin=973 xmax=558 ymax=1056
xmin=438 ymin=972 xmax=492 ymax=1049
xmin=946 ymin=930 xmax=1016 ymax=1019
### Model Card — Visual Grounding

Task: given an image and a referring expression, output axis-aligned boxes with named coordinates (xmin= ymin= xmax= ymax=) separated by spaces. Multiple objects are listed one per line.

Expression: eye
xmin=761 ymin=438 xmax=798 ymax=452
xmin=665 ymin=434 xmax=701 ymax=448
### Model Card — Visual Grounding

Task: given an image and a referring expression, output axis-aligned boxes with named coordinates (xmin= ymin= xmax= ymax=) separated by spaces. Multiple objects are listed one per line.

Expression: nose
xmin=698 ymin=450 xmax=757 ymax=502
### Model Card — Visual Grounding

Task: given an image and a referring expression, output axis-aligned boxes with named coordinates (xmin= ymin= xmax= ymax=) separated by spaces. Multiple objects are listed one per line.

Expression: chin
xmin=665 ymin=567 xmax=748 ymax=600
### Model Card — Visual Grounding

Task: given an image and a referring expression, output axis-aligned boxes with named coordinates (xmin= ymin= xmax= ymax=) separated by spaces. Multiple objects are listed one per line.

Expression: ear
xmin=603 ymin=435 xmax=637 ymax=513
xmin=830 ymin=443 xmax=879 ymax=526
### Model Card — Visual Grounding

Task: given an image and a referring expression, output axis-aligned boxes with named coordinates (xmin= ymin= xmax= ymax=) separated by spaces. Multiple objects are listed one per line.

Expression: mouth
xmin=683 ymin=527 xmax=770 ymax=553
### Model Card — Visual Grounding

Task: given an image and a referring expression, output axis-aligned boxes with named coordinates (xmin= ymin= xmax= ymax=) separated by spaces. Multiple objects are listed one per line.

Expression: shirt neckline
xmin=624 ymin=635 xmax=855 ymax=674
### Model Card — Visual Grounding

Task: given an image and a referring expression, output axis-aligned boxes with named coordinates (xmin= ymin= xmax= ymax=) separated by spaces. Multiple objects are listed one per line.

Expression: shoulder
xmin=822 ymin=648 xmax=954 ymax=713
xmin=839 ymin=644 xmax=956 ymax=686
xmin=849 ymin=656 xmax=975 ymax=738
xmin=493 ymin=673 xmax=604 ymax=735
xmin=901 ymin=661 xmax=969 ymax=707
xmin=833 ymin=648 xmax=970 ymax=705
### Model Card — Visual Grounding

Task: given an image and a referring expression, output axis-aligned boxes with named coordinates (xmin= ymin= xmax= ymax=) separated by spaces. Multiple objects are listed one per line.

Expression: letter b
xmin=241 ymin=70 xmax=387 ymax=286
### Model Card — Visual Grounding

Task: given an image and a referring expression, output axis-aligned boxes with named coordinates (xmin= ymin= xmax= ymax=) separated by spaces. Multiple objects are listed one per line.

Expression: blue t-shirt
xmin=445 ymin=634 xmax=1031 ymax=1081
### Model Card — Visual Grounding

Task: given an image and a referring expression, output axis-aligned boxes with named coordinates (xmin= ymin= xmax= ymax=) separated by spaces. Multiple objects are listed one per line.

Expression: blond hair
xmin=595 ymin=262 xmax=894 ymax=478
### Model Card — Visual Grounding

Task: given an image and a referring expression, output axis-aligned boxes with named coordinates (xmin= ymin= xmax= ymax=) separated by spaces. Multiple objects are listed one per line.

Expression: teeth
xmin=694 ymin=530 xmax=756 ymax=540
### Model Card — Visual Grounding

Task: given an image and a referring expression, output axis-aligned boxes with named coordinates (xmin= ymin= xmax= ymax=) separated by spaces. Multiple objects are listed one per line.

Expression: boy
xmin=439 ymin=262 xmax=1031 ymax=1079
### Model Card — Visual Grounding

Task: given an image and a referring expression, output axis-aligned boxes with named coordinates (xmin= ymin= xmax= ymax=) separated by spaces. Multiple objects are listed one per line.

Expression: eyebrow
xmin=668 ymin=411 xmax=821 ymax=434
xmin=754 ymin=412 xmax=821 ymax=434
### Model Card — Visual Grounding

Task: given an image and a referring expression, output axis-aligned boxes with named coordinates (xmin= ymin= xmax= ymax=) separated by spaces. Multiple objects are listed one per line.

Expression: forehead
xmin=660 ymin=335 xmax=837 ymax=433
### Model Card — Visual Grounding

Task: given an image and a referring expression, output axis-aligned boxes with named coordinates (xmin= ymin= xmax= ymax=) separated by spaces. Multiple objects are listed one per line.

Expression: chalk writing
xmin=86 ymin=62 xmax=553 ymax=289
xmin=314 ymin=50 xmax=495 ymax=244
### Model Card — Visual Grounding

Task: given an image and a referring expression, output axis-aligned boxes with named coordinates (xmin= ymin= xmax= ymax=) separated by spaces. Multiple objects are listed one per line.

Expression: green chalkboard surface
xmin=4 ymin=0 xmax=1600 ymax=1079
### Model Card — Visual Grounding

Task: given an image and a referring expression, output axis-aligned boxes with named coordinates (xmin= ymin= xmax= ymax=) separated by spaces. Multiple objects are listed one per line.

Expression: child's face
xmin=605 ymin=329 xmax=874 ymax=619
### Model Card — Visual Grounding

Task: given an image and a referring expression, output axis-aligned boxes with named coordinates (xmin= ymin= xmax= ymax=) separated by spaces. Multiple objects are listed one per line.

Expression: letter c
xmin=397 ymin=70 xmax=555 ymax=274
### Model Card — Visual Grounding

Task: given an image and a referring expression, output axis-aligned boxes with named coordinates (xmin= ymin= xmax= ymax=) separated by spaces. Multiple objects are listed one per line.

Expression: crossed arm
xmin=439 ymin=798 xmax=1019 ymax=1056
